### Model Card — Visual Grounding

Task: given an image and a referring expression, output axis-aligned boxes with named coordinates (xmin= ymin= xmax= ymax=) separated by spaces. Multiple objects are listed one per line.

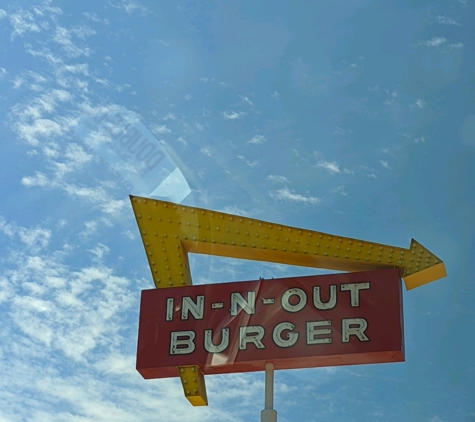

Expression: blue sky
xmin=0 ymin=0 xmax=474 ymax=421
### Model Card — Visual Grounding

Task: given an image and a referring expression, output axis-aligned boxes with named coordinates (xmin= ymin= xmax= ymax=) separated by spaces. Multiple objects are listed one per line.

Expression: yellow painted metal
xmin=130 ymin=195 xmax=446 ymax=291
xmin=178 ymin=366 xmax=208 ymax=406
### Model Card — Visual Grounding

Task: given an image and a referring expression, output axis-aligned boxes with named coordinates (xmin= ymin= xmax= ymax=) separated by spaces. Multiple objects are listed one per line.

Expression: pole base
xmin=261 ymin=409 xmax=277 ymax=422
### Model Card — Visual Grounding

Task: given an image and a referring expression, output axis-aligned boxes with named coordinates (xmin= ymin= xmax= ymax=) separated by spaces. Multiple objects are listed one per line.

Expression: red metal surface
xmin=137 ymin=269 xmax=404 ymax=379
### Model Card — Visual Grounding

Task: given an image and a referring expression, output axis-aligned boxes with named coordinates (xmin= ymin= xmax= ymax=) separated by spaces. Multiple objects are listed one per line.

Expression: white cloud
xmin=415 ymin=99 xmax=427 ymax=108
xmin=9 ymin=9 xmax=42 ymax=40
xmin=271 ymin=91 xmax=280 ymax=99
xmin=89 ymin=243 xmax=110 ymax=262
xmin=121 ymin=229 xmax=135 ymax=240
xmin=0 ymin=67 xmax=6 ymax=81
xmin=161 ymin=113 xmax=176 ymax=121
xmin=383 ymin=90 xmax=400 ymax=106
xmin=11 ymin=261 xmax=131 ymax=358
xmin=237 ymin=155 xmax=258 ymax=167
xmin=355 ymin=165 xmax=378 ymax=178
xmin=60 ymin=63 xmax=90 ymax=76
xmin=0 ymin=9 xmax=6 ymax=19
xmin=331 ymin=186 xmax=347 ymax=196
xmin=334 ymin=127 xmax=352 ymax=136
xmin=368 ymin=84 xmax=381 ymax=94
xmin=449 ymin=42 xmax=464 ymax=49
xmin=18 ymin=227 xmax=52 ymax=252
xmin=200 ymin=147 xmax=212 ymax=157
xmin=0 ymin=217 xmax=51 ymax=252
xmin=122 ymin=0 xmax=148 ymax=14
xmin=21 ymin=172 xmax=128 ymax=216
xmin=9 ymin=88 xmax=77 ymax=146
xmin=381 ymin=145 xmax=401 ymax=157
xmin=247 ymin=135 xmax=266 ymax=144
xmin=379 ymin=160 xmax=392 ymax=170
xmin=80 ymin=220 xmax=98 ymax=238
xmin=414 ymin=37 xmax=447 ymax=47
xmin=15 ymin=119 xmax=64 ymax=146
xmin=176 ymin=136 xmax=187 ymax=146
xmin=314 ymin=152 xmax=341 ymax=174
xmin=54 ymin=143 xmax=94 ymax=178
xmin=269 ymin=188 xmax=320 ymax=204
xmin=219 ymin=205 xmax=256 ymax=217
xmin=241 ymin=96 xmax=254 ymax=106
xmin=267 ymin=175 xmax=288 ymax=183
xmin=436 ymin=15 xmax=461 ymax=25
xmin=108 ymin=0 xmax=148 ymax=14
xmin=151 ymin=124 xmax=171 ymax=134
xmin=83 ymin=12 xmax=109 ymax=25
xmin=223 ymin=111 xmax=245 ymax=120
xmin=317 ymin=160 xmax=340 ymax=174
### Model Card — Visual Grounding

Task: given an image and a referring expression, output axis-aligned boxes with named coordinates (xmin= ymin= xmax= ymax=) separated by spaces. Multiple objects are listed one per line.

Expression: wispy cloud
xmin=317 ymin=160 xmax=340 ymax=174
xmin=413 ymin=37 xmax=447 ymax=47
xmin=334 ymin=127 xmax=353 ymax=136
xmin=241 ymin=96 xmax=254 ymax=106
xmin=381 ymin=145 xmax=401 ymax=157
xmin=267 ymin=175 xmax=288 ymax=183
xmin=21 ymin=172 xmax=127 ymax=215
xmin=9 ymin=89 xmax=74 ymax=145
xmin=109 ymin=0 xmax=149 ymax=15
xmin=383 ymin=90 xmax=399 ymax=106
xmin=9 ymin=9 xmax=42 ymax=40
xmin=200 ymin=147 xmax=212 ymax=157
xmin=0 ymin=9 xmax=6 ymax=20
xmin=151 ymin=124 xmax=171 ymax=134
xmin=318 ymin=159 xmax=341 ymax=174
xmin=176 ymin=136 xmax=187 ymax=146
xmin=331 ymin=186 xmax=347 ymax=196
xmin=247 ymin=135 xmax=266 ymax=144
xmin=379 ymin=160 xmax=391 ymax=170
xmin=52 ymin=26 xmax=95 ymax=58
xmin=223 ymin=111 xmax=246 ymax=120
xmin=237 ymin=155 xmax=258 ymax=167
xmin=412 ymin=99 xmax=427 ymax=109
xmin=343 ymin=165 xmax=378 ymax=179
xmin=314 ymin=152 xmax=341 ymax=174
xmin=0 ymin=217 xmax=51 ymax=253
xmin=436 ymin=15 xmax=461 ymax=25
xmin=161 ymin=112 xmax=176 ymax=121
xmin=83 ymin=12 xmax=109 ymax=25
xmin=269 ymin=188 xmax=320 ymax=204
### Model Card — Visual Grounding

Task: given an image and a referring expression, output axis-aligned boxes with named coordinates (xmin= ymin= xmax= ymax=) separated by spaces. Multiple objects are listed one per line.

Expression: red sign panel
xmin=137 ymin=269 xmax=404 ymax=379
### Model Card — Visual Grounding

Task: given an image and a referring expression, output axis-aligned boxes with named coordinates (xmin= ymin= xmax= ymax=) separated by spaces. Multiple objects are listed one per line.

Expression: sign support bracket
xmin=261 ymin=363 xmax=277 ymax=422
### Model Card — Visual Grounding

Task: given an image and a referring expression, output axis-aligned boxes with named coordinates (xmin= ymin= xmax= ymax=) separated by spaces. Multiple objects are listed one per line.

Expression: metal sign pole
xmin=260 ymin=363 xmax=277 ymax=422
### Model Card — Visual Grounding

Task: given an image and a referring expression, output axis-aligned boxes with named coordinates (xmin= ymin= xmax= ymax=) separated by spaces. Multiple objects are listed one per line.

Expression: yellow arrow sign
xmin=131 ymin=195 xmax=446 ymax=291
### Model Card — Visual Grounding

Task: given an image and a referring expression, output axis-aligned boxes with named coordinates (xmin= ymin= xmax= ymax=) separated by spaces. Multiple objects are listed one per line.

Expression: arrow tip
xmin=403 ymin=239 xmax=447 ymax=290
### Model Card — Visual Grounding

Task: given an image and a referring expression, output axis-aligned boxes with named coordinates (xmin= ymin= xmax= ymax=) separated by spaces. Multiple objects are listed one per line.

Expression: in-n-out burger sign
xmin=137 ymin=269 xmax=404 ymax=379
